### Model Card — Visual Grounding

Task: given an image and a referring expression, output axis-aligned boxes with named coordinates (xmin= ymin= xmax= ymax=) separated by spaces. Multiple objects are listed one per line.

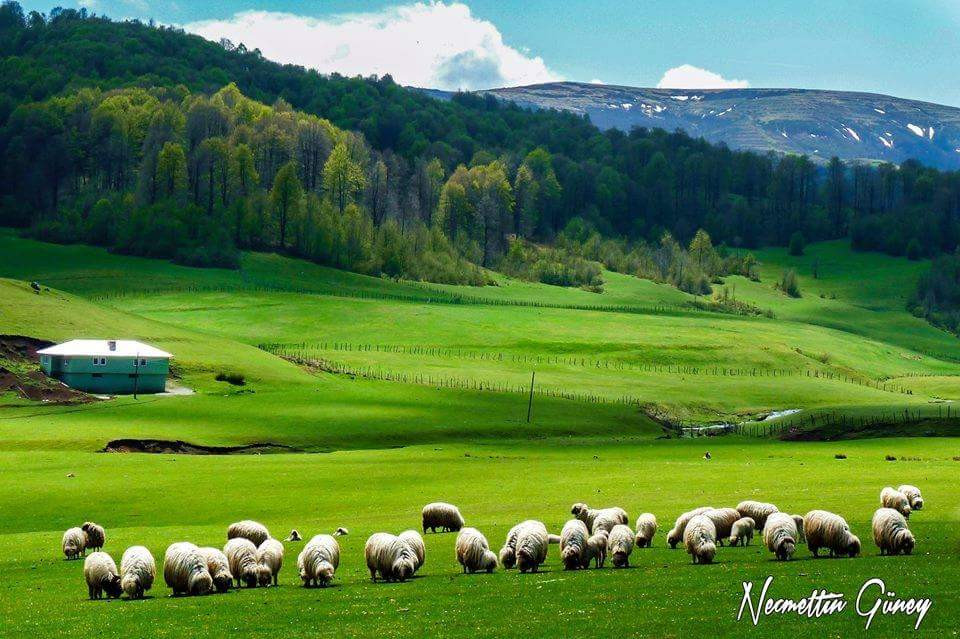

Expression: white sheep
xmin=728 ymin=517 xmax=755 ymax=547
xmin=455 ymin=527 xmax=497 ymax=573
xmin=297 ymin=534 xmax=340 ymax=587
xmin=163 ymin=542 xmax=213 ymax=596
xmin=633 ymin=513 xmax=657 ymax=548
xmin=365 ymin=533 xmax=417 ymax=582
xmin=571 ymin=503 xmax=628 ymax=534
xmin=226 ymin=520 xmax=271 ymax=547
xmin=607 ymin=524 xmax=635 ymax=568
xmin=499 ymin=520 xmax=539 ymax=569
xmin=586 ymin=531 xmax=608 ymax=568
xmin=898 ymin=484 xmax=924 ymax=511
xmin=256 ymin=538 xmax=284 ymax=587
xmin=791 ymin=514 xmax=806 ymax=542
xmin=666 ymin=506 xmax=713 ymax=548
xmin=62 ymin=527 xmax=86 ymax=560
xmin=803 ymin=510 xmax=861 ymax=558
xmin=703 ymin=508 xmax=740 ymax=546
xmin=559 ymin=519 xmax=590 ymax=570
xmin=224 ymin=537 xmax=260 ymax=588
xmin=81 ymin=522 xmax=106 ymax=552
xmin=880 ymin=487 xmax=912 ymax=518
xmin=872 ymin=508 xmax=915 ymax=556
xmin=736 ymin=501 xmax=779 ymax=531
xmin=84 ymin=551 xmax=122 ymax=599
xmin=515 ymin=520 xmax=549 ymax=573
xmin=119 ymin=546 xmax=155 ymax=599
xmin=398 ymin=530 xmax=426 ymax=573
xmin=764 ymin=513 xmax=798 ymax=561
xmin=197 ymin=547 xmax=233 ymax=592
xmin=684 ymin=515 xmax=717 ymax=564
xmin=421 ymin=502 xmax=464 ymax=533
xmin=334 ymin=527 xmax=349 ymax=536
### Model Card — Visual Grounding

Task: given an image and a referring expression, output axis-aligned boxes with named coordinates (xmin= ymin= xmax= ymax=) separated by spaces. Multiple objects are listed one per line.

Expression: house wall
xmin=41 ymin=355 xmax=169 ymax=394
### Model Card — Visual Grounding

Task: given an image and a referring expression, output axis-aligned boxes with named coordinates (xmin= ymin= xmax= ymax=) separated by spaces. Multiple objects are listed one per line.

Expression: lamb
xmin=455 ymin=527 xmax=497 ymax=573
xmin=703 ymin=508 xmax=740 ymax=546
xmin=791 ymin=515 xmax=806 ymax=542
xmin=666 ymin=506 xmax=713 ymax=548
xmin=803 ymin=510 xmax=861 ymax=558
xmin=763 ymin=513 xmax=798 ymax=561
xmin=421 ymin=502 xmax=465 ymax=533
xmin=585 ymin=531 xmax=608 ymax=568
xmin=256 ymin=538 xmax=284 ymax=587
xmin=514 ymin=520 xmax=549 ymax=573
xmin=736 ymin=501 xmax=779 ymax=531
xmin=197 ymin=547 xmax=233 ymax=592
xmin=880 ymin=487 xmax=912 ymax=518
xmin=872 ymin=508 xmax=915 ymax=556
xmin=163 ymin=542 xmax=213 ymax=596
xmin=633 ymin=513 xmax=657 ymax=548
xmin=898 ymin=485 xmax=924 ymax=511
xmin=728 ymin=517 xmax=755 ymax=547
xmin=365 ymin=533 xmax=417 ymax=582
xmin=84 ymin=551 xmax=122 ymax=600
xmin=119 ymin=546 xmax=155 ymax=599
xmin=226 ymin=520 xmax=271 ymax=547
xmin=297 ymin=534 xmax=340 ymax=587
xmin=224 ymin=537 xmax=260 ymax=588
xmin=559 ymin=519 xmax=590 ymax=570
xmin=398 ymin=530 xmax=426 ymax=572
xmin=81 ymin=522 xmax=106 ymax=552
xmin=62 ymin=527 xmax=86 ymax=560
xmin=683 ymin=515 xmax=717 ymax=564
xmin=606 ymin=524 xmax=635 ymax=568
xmin=571 ymin=503 xmax=628 ymax=534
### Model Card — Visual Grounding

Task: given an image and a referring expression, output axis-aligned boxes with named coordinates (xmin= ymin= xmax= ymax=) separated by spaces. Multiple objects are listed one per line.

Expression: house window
xmin=92 ymin=357 xmax=107 ymax=366
xmin=139 ymin=358 xmax=147 ymax=366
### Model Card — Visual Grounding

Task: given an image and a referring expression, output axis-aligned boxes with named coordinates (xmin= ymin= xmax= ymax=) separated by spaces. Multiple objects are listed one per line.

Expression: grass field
xmin=0 ymin=230 xmax=957 ymax=637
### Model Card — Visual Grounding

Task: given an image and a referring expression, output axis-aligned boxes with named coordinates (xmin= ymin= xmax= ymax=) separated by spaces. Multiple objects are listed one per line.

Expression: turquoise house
xmin=38 ymin=339 xmax=171 ymax=394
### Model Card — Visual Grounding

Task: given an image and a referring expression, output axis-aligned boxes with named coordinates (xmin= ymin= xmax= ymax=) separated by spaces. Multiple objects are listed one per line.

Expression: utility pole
xmin=133 ymin=351 xmax=140 ymax=399
xmin=526 ymin=371 xmax=535 ymax=423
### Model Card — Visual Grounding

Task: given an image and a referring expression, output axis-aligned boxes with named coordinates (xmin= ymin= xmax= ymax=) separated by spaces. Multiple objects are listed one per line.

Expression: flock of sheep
xmin=63 ymin=487 xmax=924 ymax=599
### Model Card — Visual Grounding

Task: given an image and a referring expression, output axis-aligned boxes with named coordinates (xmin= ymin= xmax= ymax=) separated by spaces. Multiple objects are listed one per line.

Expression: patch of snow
xmin=671 ymin=95 xmax=690 ymax=101
xmin=874 ymin=108 xmax=886 ymax=114
xmin=928 ymin=126 xmax=935 ymax=140
xmin=621 ymin=103 xmax=633 ymax=110
xmin=907 ymin=123 xmax=925 ymax=137
xmin=763 ymin=409 xmax=801 ymax=421
xmin=879 ymin=136 xmax=893 ymax=149
xmin=844 ymin=127 xmax=861 ymax=142
xmin=716 ymin=107 xmax=734 ymax=117
xmin=781 ymin=131 xmax=788 ymax=138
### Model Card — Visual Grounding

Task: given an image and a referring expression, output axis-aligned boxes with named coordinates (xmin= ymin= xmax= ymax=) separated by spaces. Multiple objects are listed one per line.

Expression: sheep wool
xmin=197 ymin=547 xmax=233 ymax=592
xmin=728 ymin=517 xmax=755 ymax=547
xmin=62 ymin=527 xmax=86 ymax=560
xmin=683 ymin=515 xmax=717 ymax=565
xmin=81 ymin=522 xmax=106 ymax=552
xmin=297 ymin=534 xmax=341 ymax=587
xmin=736 ymin=501 xmax=779 ymax=531
xmin=897 ymin=485 xmax=924 ymax=511
xmin=571 ymin=503 xmax=628 ymax=534
xmin=224 ymin=537 xmax=260 ymax=588
xmin=515 ymin=521 xmax=549 ymax=573
xmin=586 ymin=531 xmax=608 ymax=568
xmin=455 ymin=527 xmax=497 ymax=573
xmin=634 ymin=513 xmax=657 ymax=548
xmin=880 ymin=487 xmax=912 ymax=518
xmin=84 ymin=551 xmax=122 ymax=600
xmin=256 ymin=538 xmax=284 ymax=587
xmin=119 ymin=546 xmax=156 ymax=599
xmin=763 ymin=513 xmax=798 ymax=561
xmin=703 ymin=508 xmax=740 ymax=546
xmin=791 ymin=515 xmax=806 ymax=542
xmin=226 ymin=520 xmax=271 ymax=547
xmin=559 ymin=519 xmax=590 ymax=570
xmin=666 ymin=506 xmax=713 ymax=548
xmin=164 ymin=542 xmax=214 ymax=596
xmin=606 ymin=524 xmax=635 ymax=568
xmin=421 ymin=502 xmax=465 ymax=533
xmin=872 ymin=508 xmax=915 ymax=556
xmin=365 ymin=533 xmax=417 ymax=582
xmin=398 ymin=530 xmax=426 ymax=572
xmin=803 ymin=510 xmax=861 ymax=558
xmin=499 ymin=520 xmax=540 ymax=569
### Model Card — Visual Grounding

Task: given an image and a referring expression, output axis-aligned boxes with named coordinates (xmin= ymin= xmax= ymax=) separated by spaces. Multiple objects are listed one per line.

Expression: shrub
xmin=776 ymin=269 xmax=801 ymax=298
xmin=834 ymin=453 xmax=846 ymax=459
xmin=215 ymin=371 xmax=246 ymax=386
xmin=788 ymin=231 xmax=805 ymax=256
xmin=884 ymin=454 xmax=897 ymax=461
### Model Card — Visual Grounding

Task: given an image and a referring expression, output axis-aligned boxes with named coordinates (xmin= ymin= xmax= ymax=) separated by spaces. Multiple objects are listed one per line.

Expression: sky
xmin=20 ymin=0 xmax=960 ymax=106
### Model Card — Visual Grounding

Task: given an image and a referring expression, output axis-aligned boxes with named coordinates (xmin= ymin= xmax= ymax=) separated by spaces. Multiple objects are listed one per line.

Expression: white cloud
xmin=185 ymin=2 xmax=560 ymax=91
xmin=656 ymin=64 xmax=749 ymax=90
xmin=589 ymin=78 xmax=605 ymax=85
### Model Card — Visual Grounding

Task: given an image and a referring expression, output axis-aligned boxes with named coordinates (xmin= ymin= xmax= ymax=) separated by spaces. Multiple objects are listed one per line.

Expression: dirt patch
xmin=0 ymin=335 xmax=96 ymax=404
xmin=101 ymin=439 xmax=301 ymax=455
xmin=780 ymin=418 xmax=960 ymax=441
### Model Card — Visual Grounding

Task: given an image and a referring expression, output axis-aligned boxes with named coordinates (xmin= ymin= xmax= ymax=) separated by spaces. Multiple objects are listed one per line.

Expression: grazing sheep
xmin=334 ymin=527 xmax=349 ymax=536
xmin=84 ymin=552 xmax=122 ymax=600
xmin=633 ymin=513 xmax=657 ymax=548
xmin=365 ymin=533 xmax=417 ymax=582
xmin=398 ymin=530 xmax=426 ymax=573
xmin=804 ymin=510 xmax=861 ymax=558
xmin=791 ymin=515 xmax=806 ymax=542
xmin=736 ymin=501 xmax=779 ymax=531
xmin=119 ymin=546 xmax=155 ymax=599
xmin=703 ymin=508 xmax=740 ymax=546
xmin=197 ymin=547 xmax=233 ymax=592
xmin=683 ymin=515 xmax=717 ymax=565
xmin=224 ymin=537 xmax=260 ymax=588
xmin=163 ymin=542 xmax=213 ymax=596
xmin=666 ymin=506 xmax=713 ymax=548
xmin=571 ymin=503 xmax=628 ymax=534
xmin=547 ymin=534 xmax=561 ymax=544
xmin=256 ymin=538 xmax=284 ymax=587
xmin=898 ymin=485 xmax=924 ymax=511
xmin=62 ymin=527 xmax=86 ymax=560
xmin=499 ymin=520 xmax=538 ymax=569
xmin=226 ymin=520 xmax=271 ymax=547
xmin=515 ymin=521 xmax=549 ymax=573
xmin=297 ymin=534 xmax=340 ymax=587
xmin=764 ymin=513 xmax=798 ymax=561
xmin=81 ymin=522 xmax=106 ymax=552
xmin=585 ymin=531 xmax=609 ymax=568
xmin=607 ymin=524 xmax=635 ymax=568
xmin=728 ymin=517 xmax=755 ymax=547
xmin=872 ymin=508 xmax=915 ymax=556
xmin=455 ymin=527 xmax=497 ymax=573
xmin=421 ymin=502 xmax=465 ymax=533
xmin=286 ymin=530 xmax=302 ymax=542
xmin=559 ymin=519 xmax=590 ymax=570
xmin=880 ymin=487 xmax=912 ymax=518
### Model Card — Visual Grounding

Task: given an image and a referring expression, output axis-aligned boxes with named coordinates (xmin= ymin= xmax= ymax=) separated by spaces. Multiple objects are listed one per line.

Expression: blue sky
xmin=20 ymin=0 xmax=960 ymax=106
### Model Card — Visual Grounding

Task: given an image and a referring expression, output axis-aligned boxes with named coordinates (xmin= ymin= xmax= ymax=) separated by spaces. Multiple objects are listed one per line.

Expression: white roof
xmin=37 ymin=340 xmax=172 ymax=358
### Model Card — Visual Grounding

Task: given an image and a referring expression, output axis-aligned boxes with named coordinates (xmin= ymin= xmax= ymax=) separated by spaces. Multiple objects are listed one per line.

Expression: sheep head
xmin=846 ymin=534 xmax=861 ymax=558
xmin=699 ymin=541 xmax=716 ymax=564
xmin=570 ymin=503 xmax=589 ymax=519
xmin=498 ymin=545 xmax=516 ymax=569
xmin=316 ymin=561 xmax=335 ymax=586
xmin=101 ymin=574 xmax=123 ymax=598
xmin=391 ymin=557 xmax=414 ymax=582
xmin=241 ymin=566 xmax=259 ymax=588
xmin=257 ymin=564 xmax=273 ymax=587
xmin=666 ymin=529 xmax=681 ymax=548
xmin=895 ymin=530 xmax=915 ymax=555
xmin=189 ymin=570 xmax=213 ymax=596
xmin=213 ymin=571 xmax=232 ymax=592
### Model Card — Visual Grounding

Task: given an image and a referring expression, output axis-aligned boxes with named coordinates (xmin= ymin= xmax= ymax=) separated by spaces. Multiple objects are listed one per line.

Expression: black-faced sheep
xmin=683 ymin=515 xmax=717 ymax=564
xmin=286 ymin=530 xmax=302 ymax=542
xmin=736 ymin=501 xmax=779 ymax=531
xmin=607 ymin=524 xmax=634 ymax=568
xmin=226 ymin=520 xmax=271 ymax=547
xmin=763 ymin=512 xmax=798 ymax=561
xmin=119 ymin=546 xmax=155 ymax=599
xmin=84 ymin=551 xmax=122 ymax=600
xmin=455 ymin=527 xmax=497 ymax=573
xmin=728 ymin=517 xmax=755 ymax=547
xmin=297 ymin=534 xmax=341 ymax=587
xmin=872 ymin=508 xmax=915 ymax=556
xmin=163 ymin=542 xmax=213 ymax=596
xmin=666 ymin=506 xmax=713 ymax=548
xmin=898 ymin=484 xmax=924 ymax=511
xmin=365 ymin=533 xmax=417 ymax=582
xmin=197 ymin=547 xmax=233 ymax=592
xmin=703 ymin=508 xmax=740 ymax=546
xmin=559 ymin=519 xmax=590 ymax=570
xmin=81 ymin=522 xmax=106 ymax=552
xmin=224 ymin=537 xmax=260 ymax=588
xmin=421 ymin=502 xmax=465 ymax=533
xmin=515 ymin=521 xmax=549 ymax=573
xmin=62 ymin=527 xmax=86 ymax=560
xmin=571 ymin=503 xmax=628 ymax=534
xmin=803 ymin=510 xmax=860 ymax=558
xmin=256 ymin=538 xmax=284 ymax=587
xmin=398 ymin=530 xmax=426 ymax=573
xmin=633 ymin=513 xmax=657 ymax=548
xmin=880 ymin=487 xmax=912 ymax=518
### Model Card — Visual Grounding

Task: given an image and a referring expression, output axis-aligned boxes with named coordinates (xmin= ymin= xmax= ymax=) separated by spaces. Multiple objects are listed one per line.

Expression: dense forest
xmin=1 ymin=3 xmax=959 ymax=308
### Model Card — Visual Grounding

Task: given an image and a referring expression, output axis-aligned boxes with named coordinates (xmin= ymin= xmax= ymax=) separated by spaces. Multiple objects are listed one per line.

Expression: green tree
xmin=271 ymin=160 xmax=302 ymax=249
xmin=788 ymin=231 xmax=806 ymax=256
xmin=322 ymin=141 xmax=364 ymax=214
xmin=156 ymin=141 xmax=187 ymax=202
